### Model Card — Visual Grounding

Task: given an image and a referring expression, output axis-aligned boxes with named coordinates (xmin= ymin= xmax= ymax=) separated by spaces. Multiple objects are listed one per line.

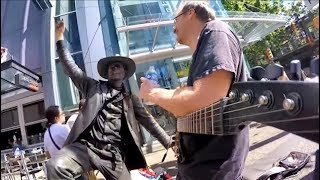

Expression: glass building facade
xmin=107 ymin=0 xmax=233 ymax=139
xmin=1 ymin=0 xmax=85 ymax=151
xmin=54 ymin=0 xmax=84 ymax=110
xmin=1 ymin=0 xmax=288 ymax=151
xmin=0 ymin=0 xmax=247 ymax=151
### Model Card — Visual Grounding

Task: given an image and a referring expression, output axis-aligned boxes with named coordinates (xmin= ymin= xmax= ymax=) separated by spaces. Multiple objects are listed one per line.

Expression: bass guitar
xmin=177 ymin=81 xmax=319 ymax=143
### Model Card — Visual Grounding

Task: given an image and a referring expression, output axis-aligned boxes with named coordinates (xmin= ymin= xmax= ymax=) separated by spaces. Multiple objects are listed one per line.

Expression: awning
xmin=115 ymin=11 xmax=289 ymax=63
xmin=1 ymin=60 xmax=42 ymax=95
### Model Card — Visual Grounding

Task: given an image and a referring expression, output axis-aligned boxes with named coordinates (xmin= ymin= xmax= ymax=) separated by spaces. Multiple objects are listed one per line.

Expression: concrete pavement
xmin=11 ymin=123 xmax=318 ymax=180
xmin=96 ymin=122 xmax=318 ymax=180
xmin=142 ymin=123 xmax=318 ymax=180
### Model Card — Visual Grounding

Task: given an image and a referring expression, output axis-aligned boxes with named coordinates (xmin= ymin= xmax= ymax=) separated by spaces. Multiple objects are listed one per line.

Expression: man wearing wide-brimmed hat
xmin=46 ymin=20 xmax=172 ymax=180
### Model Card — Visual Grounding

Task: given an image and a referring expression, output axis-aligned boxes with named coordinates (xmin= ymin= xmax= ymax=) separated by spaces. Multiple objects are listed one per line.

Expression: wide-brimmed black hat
xmin=97 ymin=56 xmax=136 ymax=79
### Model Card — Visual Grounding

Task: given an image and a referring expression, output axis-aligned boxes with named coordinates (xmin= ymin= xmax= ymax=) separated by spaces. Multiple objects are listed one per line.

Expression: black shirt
xmin=77 ymin=85 xmax=136 ymax=177
xmin=179 ymin=20 xmax=249 ymax=177
xmin=78 ymin=87 xmax=130 ymax=163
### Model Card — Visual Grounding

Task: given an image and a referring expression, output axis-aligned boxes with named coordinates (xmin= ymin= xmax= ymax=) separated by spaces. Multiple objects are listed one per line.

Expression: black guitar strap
xmin=48 ymin=127 xmax=61 ymax=150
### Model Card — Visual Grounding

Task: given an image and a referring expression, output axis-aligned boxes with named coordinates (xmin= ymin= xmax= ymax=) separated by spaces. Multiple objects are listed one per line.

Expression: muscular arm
xmin=140 ymin=25 xmax=242 ymax=117
xmin=148 ymin=69 xmax=233 ymax=117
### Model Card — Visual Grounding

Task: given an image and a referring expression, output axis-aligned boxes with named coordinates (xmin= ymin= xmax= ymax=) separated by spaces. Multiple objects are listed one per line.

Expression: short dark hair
xmin=45 ymin=106 xmax=61 ymax=127
xmin=79 ymin=99 xmax=86 ymax=110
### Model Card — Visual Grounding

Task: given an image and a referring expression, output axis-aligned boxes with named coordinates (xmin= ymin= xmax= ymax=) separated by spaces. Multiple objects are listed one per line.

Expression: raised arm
xmin=55 ymin=21 xmax=96 ymax=97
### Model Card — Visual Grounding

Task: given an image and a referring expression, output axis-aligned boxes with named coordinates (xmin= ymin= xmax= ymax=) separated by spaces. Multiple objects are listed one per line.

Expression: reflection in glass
xmin=1 ymin=129 xmax=22 ymax=150
xmin=56 ymin=53 xmax=84 ymax=110
xmin=1 ymin=108 xmax=19 ymax=129
xmin=26 ymin=122 xmax=46 ymax=145
xmin=115 ymin=1 xmax=176 ymax=55
xmin=23 ymin=101 xmax=45 ymax=124
xmin=55 ymin=0 xmax=75 ymax=15
xmin=54 ymin=13 xmax=82 ymax=57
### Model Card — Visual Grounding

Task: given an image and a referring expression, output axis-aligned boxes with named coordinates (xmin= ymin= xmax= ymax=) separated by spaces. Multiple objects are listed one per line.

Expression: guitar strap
xmin=48 ymin=127 xmax=61 ymax=150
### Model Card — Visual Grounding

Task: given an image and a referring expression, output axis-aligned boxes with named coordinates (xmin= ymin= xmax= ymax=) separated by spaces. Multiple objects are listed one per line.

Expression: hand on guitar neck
xmin=177 ymin=81 xmax=319 ymax=143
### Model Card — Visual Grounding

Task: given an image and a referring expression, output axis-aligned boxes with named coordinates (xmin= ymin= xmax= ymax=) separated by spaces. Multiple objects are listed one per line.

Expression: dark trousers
xmin=176 ymin=127 xmax=249 ymax=180
xmin=46 ymin=142 xmax=131 ymax=180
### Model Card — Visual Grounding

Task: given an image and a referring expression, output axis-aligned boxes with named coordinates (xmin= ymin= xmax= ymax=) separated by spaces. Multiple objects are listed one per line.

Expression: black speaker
xmin=289 ymin=60 xmax=302 ymax=81
xmin=265 ymin=63 xmax=284 ymax=80
xmin=250 ymin=66 xmax=266 ymax=81
xmin=311 ymin=58 xmax=319 ymax=76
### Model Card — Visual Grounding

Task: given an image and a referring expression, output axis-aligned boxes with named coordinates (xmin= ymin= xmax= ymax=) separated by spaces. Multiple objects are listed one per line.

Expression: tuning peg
xmin=258 ymin=95 xmax=269 ymax=106
xmin=289 ymin=60 xmax=302 ymax=81
xmin=241 ymin=93 xmax=250 ymax=102
xmin=310 ymin=57 xmax=319 ymax=76
xmin=265 ymin=63 xmax=284 ymax=80
xmin=250 ymin=66 xmax=266 ymax=81
xmin=282 ymin=93 xmax=301 ymax=114
xmin=229 ymin=91 xmax=236 ymax=99
xmin=283 ymin=98 xmax=295 ymax=111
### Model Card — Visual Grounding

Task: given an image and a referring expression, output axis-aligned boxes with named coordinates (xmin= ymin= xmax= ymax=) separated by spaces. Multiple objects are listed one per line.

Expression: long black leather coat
xmin=56 ymin=40 xmax=171 ymax=170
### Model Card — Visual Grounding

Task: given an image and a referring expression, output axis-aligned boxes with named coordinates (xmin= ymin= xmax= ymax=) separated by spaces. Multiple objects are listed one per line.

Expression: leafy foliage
xmin=221 ymin=0 xmax=309 ymax=67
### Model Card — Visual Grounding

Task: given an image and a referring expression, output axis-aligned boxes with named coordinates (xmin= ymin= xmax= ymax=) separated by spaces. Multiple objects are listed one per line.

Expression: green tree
xmin=221 ymin=0 xmax=308 ymax=67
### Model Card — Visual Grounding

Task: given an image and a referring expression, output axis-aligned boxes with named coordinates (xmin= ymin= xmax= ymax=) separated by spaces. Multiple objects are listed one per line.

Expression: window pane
xmin=55 ymin=13 xmax=82 ymax=56
xmin=117 ymin=2 xmax=175 ymax=54
xmin=1 ymin=108 xmax=19 ymax=129
xmin=127 ymin=28 xmax=156 ymax=54
xmin=55 ymin=0 xmax=75 ymax=15
xmin=173 ymin=59 xmax=192 ymax=79
xmin=125 ymin=25 xmax=175 ymax=54
xmin=120 ymin=2 xmax=161 ymax=18
xmin=23 ymin=101 xmax=45 ymax=123
xmin=135 ymin=59 xmax=178 ymax=90
xmin=1 ymin=129 xmax=22 ymax=151
xmin=26 ymin=122 xmax=46 ymax=145
xmin=56 ymin=53 xmax=84 ymax=110
xmin=153 ymin=25 xmax=176 ymax=51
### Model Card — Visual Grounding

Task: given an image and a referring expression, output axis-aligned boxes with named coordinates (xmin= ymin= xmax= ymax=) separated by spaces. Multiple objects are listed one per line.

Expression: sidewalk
xmin=140 ymin=123 xmax=318 ymax=180
xmin=98 ymin=123 xmax=318 ymax=179
xmin=95 ymin=148 xmax=177 ymax=179
xmin=18 ymin=123 xmax=318 ymax=180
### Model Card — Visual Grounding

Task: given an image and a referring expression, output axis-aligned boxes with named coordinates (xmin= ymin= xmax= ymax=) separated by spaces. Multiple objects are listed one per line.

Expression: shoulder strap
xmin=48 ymin=127 xmax=61 ymax=150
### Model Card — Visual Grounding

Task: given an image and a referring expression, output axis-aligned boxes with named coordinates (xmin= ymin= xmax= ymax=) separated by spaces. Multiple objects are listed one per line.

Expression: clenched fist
xmin=55 ymin=20 xmax=65 ymax=42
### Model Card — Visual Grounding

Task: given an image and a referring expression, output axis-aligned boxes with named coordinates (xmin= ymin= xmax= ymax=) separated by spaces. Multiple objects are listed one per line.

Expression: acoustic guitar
xmin=177 ymin=81 xmax=319 ymax=143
